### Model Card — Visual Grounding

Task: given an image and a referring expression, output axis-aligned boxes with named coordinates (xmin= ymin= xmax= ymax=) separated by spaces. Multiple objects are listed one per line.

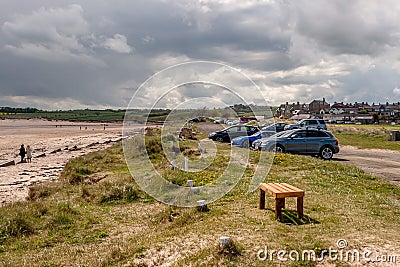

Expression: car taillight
xmin=335 ymin=139 xmax=339 ymax=145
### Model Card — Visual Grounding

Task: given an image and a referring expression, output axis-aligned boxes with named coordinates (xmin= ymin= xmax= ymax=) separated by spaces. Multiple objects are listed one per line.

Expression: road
xmin=334 ymin=145 xmax=400 ymax=185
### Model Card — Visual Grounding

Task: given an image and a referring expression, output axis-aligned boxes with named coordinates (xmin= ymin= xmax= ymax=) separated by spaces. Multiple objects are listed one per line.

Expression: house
xmin=309 ymin=98 xmax=330 ymax=114
xmin=275 ymin=102 xmax=309 ymax=119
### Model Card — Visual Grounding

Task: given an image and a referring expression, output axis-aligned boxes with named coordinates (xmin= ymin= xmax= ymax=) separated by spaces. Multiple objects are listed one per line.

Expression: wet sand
xmin=0 ymin=119 xmax=141 ymax=206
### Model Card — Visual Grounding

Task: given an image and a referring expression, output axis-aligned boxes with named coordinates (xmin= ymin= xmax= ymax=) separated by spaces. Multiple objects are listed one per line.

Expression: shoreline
xmin=0 ymin=118 xmax=142 ymax=206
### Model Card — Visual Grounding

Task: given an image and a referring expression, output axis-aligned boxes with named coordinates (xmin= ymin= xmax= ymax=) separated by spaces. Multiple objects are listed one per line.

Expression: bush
xmin=0 ymin=213 xmax=34 ymax=242
xmin=27 ymin=185 xmax=52 ymax=201
xmin=99 ymin=183 xmax=140 ymax=204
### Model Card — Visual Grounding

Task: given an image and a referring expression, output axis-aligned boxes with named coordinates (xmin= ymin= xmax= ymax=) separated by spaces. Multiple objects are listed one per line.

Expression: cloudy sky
xmin=1 ymin=0 xmax=400 ymax=110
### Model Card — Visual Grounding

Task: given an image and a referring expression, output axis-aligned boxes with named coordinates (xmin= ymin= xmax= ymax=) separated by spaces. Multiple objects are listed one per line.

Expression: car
xmin=284 ymin=119 xmax=327 ymax=130
xmin=213 ymin=118 xmax=226 ymax=124
xmin=231 ymin=130 xmax=276 ymax=148
xmin=208 ymin=125 xmax=259 ymax=143
xmin=187 ymin=117 xmax=200 ymax=123
xmin=261 ymin=122 xmax=288 ymax=132
xmin=259 ymin=128 xmax=339 ymax=160
xmin=225 ymin=119 xmax=239 ymax=126
xmin=239 ymin=116 xmax=258 ymax=124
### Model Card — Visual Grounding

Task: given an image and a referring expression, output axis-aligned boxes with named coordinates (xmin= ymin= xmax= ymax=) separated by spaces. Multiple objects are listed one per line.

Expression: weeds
xmin=1 ymin=131 xmax=400 ymax=266
xmin=217 ymin=239 xmax=243 ymax=258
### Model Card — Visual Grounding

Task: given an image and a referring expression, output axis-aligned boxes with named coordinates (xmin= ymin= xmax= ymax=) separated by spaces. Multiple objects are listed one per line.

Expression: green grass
xmin=3 ymin=110 xmax=128 ymax=121
xmin=329 ymin=124 xmax=400 ymax=150
xmin=0 ymin=134 xmax=399 ymax=266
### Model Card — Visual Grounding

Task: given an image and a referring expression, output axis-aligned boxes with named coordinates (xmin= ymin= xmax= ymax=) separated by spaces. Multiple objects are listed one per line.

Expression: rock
xmin=69 ymin=145 xmax=81 ymax=151
xmin=33 ymin=153 xmax=46 ymax=158
xmin=48 ymin=148 xmax=62 ymax=154
xmin=0 ymin=160 xmax=15 ymax=167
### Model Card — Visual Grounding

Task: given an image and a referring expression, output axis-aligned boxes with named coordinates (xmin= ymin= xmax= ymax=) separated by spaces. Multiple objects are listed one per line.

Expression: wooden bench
xmin=259 ymin=183 xmax=305 ymax=221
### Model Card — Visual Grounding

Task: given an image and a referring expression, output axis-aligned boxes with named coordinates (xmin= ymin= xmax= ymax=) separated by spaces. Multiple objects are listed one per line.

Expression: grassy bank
xmin=329 ymin=124 xmax=400 ymax=150
xmin=0 ymin=135 xmax=399 ymax=266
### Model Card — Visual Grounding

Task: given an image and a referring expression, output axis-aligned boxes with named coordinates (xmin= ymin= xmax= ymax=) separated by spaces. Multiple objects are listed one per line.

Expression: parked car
xmin=284 ymin=119 xmax=327 ymax=130
xmin=239 ymin=116 xmax=258 ymax=124
xmin=208 ymin=125 xmax=259 ymax=143
xmin=187 ymin=117 xmax=200 ymax=123
xmin=261 ymin=122 xmax=288 ymax=132
xmin=231 ymin=130 xmax=276 ymax=148
xmin=213 ymin=118 xmax=226 ymax=124
xmin=225 ymin=119 xmax=239 ymax=126
xmin=259 ymin=128 xmax=339 ymax=160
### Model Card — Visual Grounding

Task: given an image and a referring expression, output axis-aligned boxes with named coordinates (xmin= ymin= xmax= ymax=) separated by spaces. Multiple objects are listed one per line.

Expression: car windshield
xmin=250 ymin=131 xmax=261 ymax=137
xmin=259 ymin=130 xmax=292 ymax=142
xmin=276 ymin=130 xmax=295 ymax=138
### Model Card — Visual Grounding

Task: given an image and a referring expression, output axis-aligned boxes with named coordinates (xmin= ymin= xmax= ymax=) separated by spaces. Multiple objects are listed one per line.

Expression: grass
xmin=0 ymin=129 xmax=399 ymax=266
xmin=329 ymin=124 xmax=400 ymax=150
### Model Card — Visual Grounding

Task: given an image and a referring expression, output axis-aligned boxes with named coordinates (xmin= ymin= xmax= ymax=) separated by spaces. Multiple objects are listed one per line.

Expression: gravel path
xmin=334 ymin=145 xmax=400 ymax=185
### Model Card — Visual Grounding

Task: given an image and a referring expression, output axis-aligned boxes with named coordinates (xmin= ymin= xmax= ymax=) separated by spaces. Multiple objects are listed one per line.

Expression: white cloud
xmin=393 ymin=87 xmax=400 ymax=97
xmin=2 ymin=4 xmax=88 ymax=51
xmin=1 ymin=4 xmax=97 ymax=63
xmin=102 ymin=34 xmax=133 ymax=54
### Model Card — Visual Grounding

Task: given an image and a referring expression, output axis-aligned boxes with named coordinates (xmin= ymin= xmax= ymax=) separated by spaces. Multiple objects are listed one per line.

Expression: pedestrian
xmin=19 ymin=144 xmax=26 ymax=163
xmin=26 ymin=145 xmax=32 ymax=163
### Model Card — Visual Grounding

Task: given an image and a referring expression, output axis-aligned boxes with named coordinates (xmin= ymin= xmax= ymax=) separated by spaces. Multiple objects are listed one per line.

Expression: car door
xmin=306 ymin=130 xmax=329 ymax=152
xmin=226 ymin=126 xmax=242 ymax=140
xmin=286 ymin=130 xmax=307 ymax=153
xmin=305 ymin=130 xmax=320 ymax=152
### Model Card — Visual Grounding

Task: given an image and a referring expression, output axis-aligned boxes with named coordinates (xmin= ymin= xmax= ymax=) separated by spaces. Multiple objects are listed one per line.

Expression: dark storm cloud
xmin=0 ymin=0 xmax=400 ymax=109
xmin=293 ymin=0 xmax=400 ymax=56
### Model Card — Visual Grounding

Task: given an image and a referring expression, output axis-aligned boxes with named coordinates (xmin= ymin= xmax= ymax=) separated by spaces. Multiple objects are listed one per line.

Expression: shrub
xmin=27 ymin=185 xmax=52 ymax=201
xmin=0 ymin=213 xmax=34 ymax=242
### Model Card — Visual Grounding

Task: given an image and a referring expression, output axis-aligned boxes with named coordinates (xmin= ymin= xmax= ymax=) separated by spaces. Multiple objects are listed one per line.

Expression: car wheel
xmin=270 ymin=144 xmax=285 ymax=153
xmin=242 ymin=140 xmax=249 ymax=148
xmin=320 ymin=146 xmax=333 ymax=160
xmin=215 ymin=137 xmax=224 ymax=142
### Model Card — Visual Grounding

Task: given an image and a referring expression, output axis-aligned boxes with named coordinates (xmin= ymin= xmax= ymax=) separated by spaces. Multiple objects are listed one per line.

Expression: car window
xmin=314 ymin=131 xmax=329 ymax=137
xmin=318 ymin=120 xmax=326 ymax=124
xmin=306 ymin=130 xmax=329 ymax=137
xmin=226 ymin=126 xmax=241 ymax=132
xmin=291 ymin=131 xmax=307 ymax=138
xmin=279 ymin=130 xmax=295 ymax=138
xmin=261 ymin=132 xmax=273 ymax=138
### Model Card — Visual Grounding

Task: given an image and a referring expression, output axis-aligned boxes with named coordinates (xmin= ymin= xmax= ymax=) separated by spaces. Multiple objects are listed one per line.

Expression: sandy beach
xmin=0 ymin=119 xmax=141 ymax=206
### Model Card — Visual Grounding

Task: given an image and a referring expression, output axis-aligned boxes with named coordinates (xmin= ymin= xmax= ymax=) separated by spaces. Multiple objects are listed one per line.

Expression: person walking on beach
xmin=19 ymin=144 xmax=26 ymax=163
xmin=26 ymin=145 xmax=32 ymax=163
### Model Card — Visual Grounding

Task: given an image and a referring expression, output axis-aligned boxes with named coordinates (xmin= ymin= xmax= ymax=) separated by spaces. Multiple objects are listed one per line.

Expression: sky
xmin=1 ymin=0 xmax=400 ymax=110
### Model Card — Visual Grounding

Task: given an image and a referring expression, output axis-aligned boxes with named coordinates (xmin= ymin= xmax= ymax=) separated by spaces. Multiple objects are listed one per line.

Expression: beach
xmin=0 ymin=119 xmax=140 ymax=206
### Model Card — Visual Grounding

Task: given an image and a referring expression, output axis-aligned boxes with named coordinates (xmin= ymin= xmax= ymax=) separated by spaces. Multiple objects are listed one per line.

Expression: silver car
xmin=284 ymin=119 xmax=327 ymax=130
xmin=259 ymin=128 xmax=339 ymax=160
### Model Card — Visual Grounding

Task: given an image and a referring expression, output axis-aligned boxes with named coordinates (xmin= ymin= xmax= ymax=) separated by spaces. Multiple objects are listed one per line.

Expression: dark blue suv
xmin=259 ymin=128 xmax=339 ymax=160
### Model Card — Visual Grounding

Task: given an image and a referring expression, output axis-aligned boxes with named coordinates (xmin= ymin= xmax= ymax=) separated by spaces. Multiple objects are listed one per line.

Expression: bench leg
xmin=297 ymin=197 xmax=304 ymax=219
xmin=275 ymin=198 xmax=285 ymax=221
xmin=259 ymin=189 xmax=265 ymax=209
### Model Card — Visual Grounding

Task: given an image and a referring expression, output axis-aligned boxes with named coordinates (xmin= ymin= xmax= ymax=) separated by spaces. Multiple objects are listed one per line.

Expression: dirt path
xmin=334 ymin=145 xmax=400 ymax=184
